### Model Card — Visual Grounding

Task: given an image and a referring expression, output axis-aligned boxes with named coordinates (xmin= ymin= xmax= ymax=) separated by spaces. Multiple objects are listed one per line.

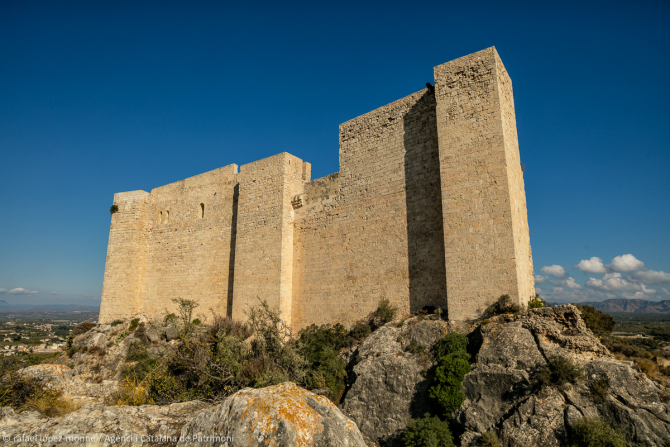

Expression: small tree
xmin=403 ymin=414 xmax=455 ymax=447
xmin=110 ymin=204 xmax=119 ymax=214
xmin=573 ymin=305 xmax=614 ymax=337
xmin=171 ymin=298 xmax=199 ymax=339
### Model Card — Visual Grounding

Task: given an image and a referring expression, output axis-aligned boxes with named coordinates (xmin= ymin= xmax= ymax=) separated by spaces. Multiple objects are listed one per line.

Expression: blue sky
xmin=0 ymin=0 xmax=668 ymax=307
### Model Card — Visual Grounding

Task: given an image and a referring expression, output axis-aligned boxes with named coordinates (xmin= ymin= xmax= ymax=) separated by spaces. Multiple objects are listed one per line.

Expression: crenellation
xmin=100 ymin=48 xmax=534 ymax=329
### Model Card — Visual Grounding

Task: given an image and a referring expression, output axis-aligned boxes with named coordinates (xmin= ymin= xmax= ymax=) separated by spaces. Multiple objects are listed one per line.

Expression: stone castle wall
xmin=100 ymin=47 xmax=534 ymax=328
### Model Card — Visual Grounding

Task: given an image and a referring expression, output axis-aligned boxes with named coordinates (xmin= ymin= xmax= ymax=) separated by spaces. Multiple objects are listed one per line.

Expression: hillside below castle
xmin=100 ymin=47 xmax=534 ymax=329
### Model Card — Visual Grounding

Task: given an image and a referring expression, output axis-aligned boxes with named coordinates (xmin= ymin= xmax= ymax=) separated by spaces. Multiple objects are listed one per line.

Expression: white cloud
xmin=540 ymin=265 xmax=567 ymax=278
xmin=7 ymin=288 xmax=38 ymax=295
xmin=608 ymin=254 xmax=644 ymax=272
xmin=534 ymin=275 xmax=546 ymax=284
xmin=630 ymin=269 xmax=670 ymax=285
xmin=0 ymin=289 xmax=6 ymax=293
xmin=565 ymin=277 xmax=582 ymax=289
xmin=548 ymin=277 xmax=582 ymax=290
xmin=586 ymin=273 xmax=656 ymax=297
xmin=663 ymin=288 xmax=670 ymax=296
xmin=576 ymin=257 xmax=607 ymax=273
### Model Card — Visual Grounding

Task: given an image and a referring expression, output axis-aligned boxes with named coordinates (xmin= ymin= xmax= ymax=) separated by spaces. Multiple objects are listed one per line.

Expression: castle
xmin=99 ymin=47 xmax=535 ymax=329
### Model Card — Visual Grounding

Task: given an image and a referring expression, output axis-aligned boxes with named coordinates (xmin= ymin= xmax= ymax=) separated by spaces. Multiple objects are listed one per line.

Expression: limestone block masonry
xmin=99 ymin=47 xmax=535 ymax=328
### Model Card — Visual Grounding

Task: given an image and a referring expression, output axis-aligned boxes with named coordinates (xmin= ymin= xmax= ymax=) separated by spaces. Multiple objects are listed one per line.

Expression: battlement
xmin=100 ymin=48 xmax=534 ymax=328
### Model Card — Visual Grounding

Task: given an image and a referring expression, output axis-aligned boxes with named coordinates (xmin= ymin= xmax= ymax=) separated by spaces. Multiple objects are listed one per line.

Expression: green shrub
xmin=110 ymin=319 xmax=123 ymax=327
xmin=128 ymin=318 xmax=140 ymax=332
xmin=430 ymin=332 xmax=470 ymax=416
xmin=72 ymin=322 xmax=96 ymax=336
xmin=375 ymin=299 xmax=397 ymax=327
xmin=126 ymin=341 xmax=149 ymax=362
xmin=537 ymin=356 xmax=583 ymax=389
xmin=116 ymin=329 xmax=128 ymax=343
xmin=528 ymin=295 xmax=545 ymax=309
xmin=406 ymin=341 xmax=426 ymax=354
xmin=164 ymin=313 xmax=177 ymax=323
xmin=483 ymin=294 xmax=521 ymax=318
xmin=434 ymin=332 xmax=469 ymax=360
xmin=297 ymin=323 xmax=349 ymax=402
xmin=403 ymin=414 xmax=455 ymax=447
xmin=66 ymin=345 xmax=79 ymax=358
xmin=481 ymin=431 xmax=499 ymax=447
xmin=350 ymin=322 xmax=371 ymax=340
xmin=147 ymin=301 xmax=308 ymax=405
xmin=246 ymin=300 xmax=307 ymax=383
xmin=172 ymin=297 xmax=199 ymax=339
xmin=573 ymin=305 xmax=614 ymax=337
xmin=192 ymin=318 xmax=201 ymax=326
xmin=109 ymin=204 xmax=119 ymax=214
xmin=589 ymin=376 xmax=610 ymax=403
xmin=570 ymin=418 xmax=626 ymax=447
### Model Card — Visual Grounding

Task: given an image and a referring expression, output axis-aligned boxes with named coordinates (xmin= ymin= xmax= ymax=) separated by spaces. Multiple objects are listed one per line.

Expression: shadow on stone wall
xmin=403 ymin=91 xmax=448 ymax=315
xmin=226 ymin=184 xmax=239 ymax=318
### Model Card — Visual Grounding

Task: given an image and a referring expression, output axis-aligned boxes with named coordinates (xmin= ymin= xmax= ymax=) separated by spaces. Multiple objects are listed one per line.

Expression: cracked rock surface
xmin=457 ymin=305 xmax=670 ymax=446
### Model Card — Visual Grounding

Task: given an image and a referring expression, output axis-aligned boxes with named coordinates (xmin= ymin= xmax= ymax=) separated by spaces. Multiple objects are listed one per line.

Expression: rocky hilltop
xmin=1 ymin=306 xmax=669 ymax=446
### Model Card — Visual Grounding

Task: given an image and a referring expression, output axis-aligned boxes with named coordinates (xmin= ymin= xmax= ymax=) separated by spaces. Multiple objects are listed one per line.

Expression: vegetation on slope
xmin=112 ymin=297 xmax=397 ymax=405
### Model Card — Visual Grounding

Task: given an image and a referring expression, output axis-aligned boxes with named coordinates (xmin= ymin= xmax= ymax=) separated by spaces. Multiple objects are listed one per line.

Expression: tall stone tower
xmin=434 ymin=47 xmax=534 ymax=320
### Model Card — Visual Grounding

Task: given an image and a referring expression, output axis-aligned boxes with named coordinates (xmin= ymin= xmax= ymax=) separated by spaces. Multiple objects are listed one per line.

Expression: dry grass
xmin=109 ymin=377 xmax=155 ymax=406
xmin=209 ymin=315 xmax=253 ymax=340
xmin=27 ymin=389 xmax=81 ymax=417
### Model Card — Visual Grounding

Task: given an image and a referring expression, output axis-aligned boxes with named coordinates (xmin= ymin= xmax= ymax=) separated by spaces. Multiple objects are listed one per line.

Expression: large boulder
xmin=0 ymin=401 xmax=209 ymax=446
xmin=341 ymin=316 xmax=450 ymax=445
xmin=177 ymin=382 xmax=366 ymax=447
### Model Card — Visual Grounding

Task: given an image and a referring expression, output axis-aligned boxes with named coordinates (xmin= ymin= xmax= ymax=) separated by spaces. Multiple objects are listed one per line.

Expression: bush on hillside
xmin=429 ymin=332 xmax=470 ymax=417
xmin=573 ymin=305 xmax=614 ymax=337
xmin=483 ymin=294 xmax=521 ymax=318
xmin=403 ymin=414 xmax=455 ymax=447
xmin=481 ymin=431 xmax=499 ymax=447
xmin=297 ymin=323 xmax=351 ymax=403
xmin=589 ymin=376 xmax=610 ymax=403
xmin=371 ymin=299 xmax=397 ymax=329
xmin=72 ymin=322 xmax=96 ymax=336
xmin=0 ymin=358 xmax=79 ymax=417
xmin=570 ymin=418 xmax=626 ymax=447
xmin=145 ymin=300 xmax=308 ymax=404
xmin=128 ymin=318 xmax=140 ymax=332
xmin=350 ymin=322 xmax=371 ymax=340
xmin=537 ymin=355 xmax=583 ymax=389
xmin=171 ymin=297 xmax=200 ymax=339
xmin=528 ymin=295 xmax=545 ymax=309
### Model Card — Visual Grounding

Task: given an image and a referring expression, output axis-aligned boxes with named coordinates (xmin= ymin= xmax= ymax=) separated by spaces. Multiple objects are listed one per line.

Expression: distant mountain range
xmin=576 ymin=299 xmax=670 ymax=314
xmin=0 ymin=302 xmax=99 ymax=312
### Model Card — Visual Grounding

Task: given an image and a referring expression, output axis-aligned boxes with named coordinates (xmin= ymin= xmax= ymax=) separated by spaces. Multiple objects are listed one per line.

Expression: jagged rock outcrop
xmin=18 ymin=364 xmax=117 ymax=407
xmin=457 ymin=305 xmax=670 ymax=446
xmin=4 ymin=308 xmax=669 ymax=446
xmin=56 ymin=317 xmax=179 ymax=385
xmin=341 ymin=315 xmax=454 ymax=445
xmin=178 ymin=382 xmax=366 ymax=447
